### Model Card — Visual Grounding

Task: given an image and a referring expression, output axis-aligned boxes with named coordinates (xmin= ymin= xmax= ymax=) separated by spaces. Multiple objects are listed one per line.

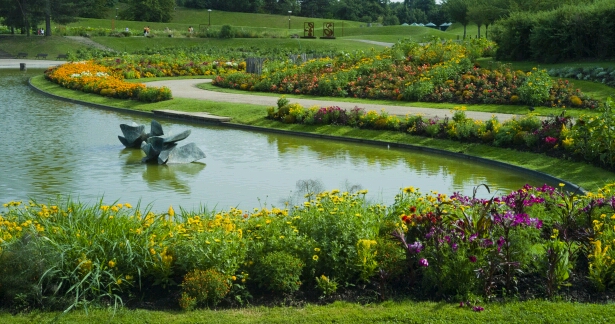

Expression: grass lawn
xmin=91 ymin=36 xmax=382 ymax=54
xmin=0 ymin=35 xmax=89 ymax=58
xmin=1 ymin=300 xmax=614 ymax=323
xmin=30 ymin=75 xmax=615 ymax=192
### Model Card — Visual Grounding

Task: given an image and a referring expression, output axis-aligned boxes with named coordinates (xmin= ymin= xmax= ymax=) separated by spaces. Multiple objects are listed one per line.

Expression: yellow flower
xmin=232 ymin=276 xmax=237 ymax=281
xmin=126 ymin=275 xmax=133 ymax=280
xmin=314 ymin=248 xmax=321 ymax=252
xmin=313 ymin=255 xmax=319 ymax=261
xmin=108 ymin=260 xmax=116 ymax=268
xmin=168 ymin=205 xmax=175 ymax=217
xmin=117 ymin=279 xmax=122 ymax=285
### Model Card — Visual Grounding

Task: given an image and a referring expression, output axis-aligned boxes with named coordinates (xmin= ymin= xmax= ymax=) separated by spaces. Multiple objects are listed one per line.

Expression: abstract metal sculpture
xmin=118 ymin=120 xmax=205 ymax=164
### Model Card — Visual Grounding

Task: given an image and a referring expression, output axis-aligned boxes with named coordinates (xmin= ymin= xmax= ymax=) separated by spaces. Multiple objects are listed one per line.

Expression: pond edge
xmin=28 ymin=77 xmax=586 ymax=194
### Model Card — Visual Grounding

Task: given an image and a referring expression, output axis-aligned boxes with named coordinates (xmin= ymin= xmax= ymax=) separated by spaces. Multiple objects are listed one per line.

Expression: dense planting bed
xmin=2 ymin=183 xmax=615 ymax=312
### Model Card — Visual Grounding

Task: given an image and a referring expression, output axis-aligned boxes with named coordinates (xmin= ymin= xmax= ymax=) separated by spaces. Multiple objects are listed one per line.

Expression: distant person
xmin=125 ymin=27 xmax=129 ymax=32
xmin=188 ymin=26 xmax=193 ymax=34
xmin=41 ymin=28 xmax=44 ymax=36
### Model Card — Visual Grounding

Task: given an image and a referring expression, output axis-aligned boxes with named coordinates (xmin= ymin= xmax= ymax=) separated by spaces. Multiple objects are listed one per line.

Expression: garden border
xmin=28 ymin=77 xmax=586 ymax=195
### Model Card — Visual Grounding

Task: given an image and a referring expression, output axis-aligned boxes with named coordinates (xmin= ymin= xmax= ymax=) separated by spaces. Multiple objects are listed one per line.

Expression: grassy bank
xmin=2 ymin=300 xmax=615 ymax=323
xmin=29 ymin=75 xmax=615 ymax=191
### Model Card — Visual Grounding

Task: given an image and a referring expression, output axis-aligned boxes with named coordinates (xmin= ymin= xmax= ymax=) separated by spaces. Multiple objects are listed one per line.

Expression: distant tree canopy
xmin=122 ymin=0 xmax=176 ymax=22
xmin=0 ymin=0 xmax=85 ymax=36
xmin=0 ymin=0 xmax=600 ymax=35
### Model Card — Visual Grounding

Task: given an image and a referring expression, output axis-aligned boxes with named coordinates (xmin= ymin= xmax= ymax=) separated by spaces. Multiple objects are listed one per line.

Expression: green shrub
xmin=180 ymin=268 xmax=230 ymax=309
xmin=252 ymin=251 xmax=304 ymax=294
xmin=219 ymin=25 xmax=235 ymax=39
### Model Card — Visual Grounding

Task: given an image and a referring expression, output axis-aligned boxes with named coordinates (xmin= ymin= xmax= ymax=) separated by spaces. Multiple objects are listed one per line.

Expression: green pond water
xmin=0 ymin=69 xmax=555 ymax=212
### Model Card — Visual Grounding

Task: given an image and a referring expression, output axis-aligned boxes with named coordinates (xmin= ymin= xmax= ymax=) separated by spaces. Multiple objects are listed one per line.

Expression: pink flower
xmin=545 ymin=136 xmax=558 ymax=145
xmin=419 ymin=258 xmax=429 ymax=267
xmin=473 ymin=306 xmax=484 ymax=312
xmin=468 ymin=255 xmax=477 ymax=263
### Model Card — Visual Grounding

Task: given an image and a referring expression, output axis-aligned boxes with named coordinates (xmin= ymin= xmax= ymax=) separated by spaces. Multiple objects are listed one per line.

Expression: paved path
xmin=348 ymin=39 xmax=395 ymax=47
xmin=0 ymin=59 xmax=64 ymax=69
xmin=148 ymin=79 xmax=524 ymax=122
xmin=1 ymin=58 xmax=525 ymax=122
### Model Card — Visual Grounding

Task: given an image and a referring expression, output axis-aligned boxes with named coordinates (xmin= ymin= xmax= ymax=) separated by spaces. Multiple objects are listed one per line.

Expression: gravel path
xmin=148 ymin=79 xmax=525 ymax=122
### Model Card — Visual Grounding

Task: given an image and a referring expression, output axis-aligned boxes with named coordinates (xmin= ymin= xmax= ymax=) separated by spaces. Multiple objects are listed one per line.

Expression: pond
xmin=0 ymin=69 xmax=554 ymax=212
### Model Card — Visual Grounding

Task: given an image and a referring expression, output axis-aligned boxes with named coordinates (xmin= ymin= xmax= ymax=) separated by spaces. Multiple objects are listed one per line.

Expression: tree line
xmin=0 ymin=0 xmax=597 ymax=37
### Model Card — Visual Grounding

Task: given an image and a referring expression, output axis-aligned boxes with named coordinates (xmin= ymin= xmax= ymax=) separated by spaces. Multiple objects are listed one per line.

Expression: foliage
xmin=180 ymin=268 xmax=230 ymax=309
xmin=492 ymin=0 xmax=615 ymax=63
xmin=219 ymin=25 xmax=234 ymax=39
xmin=213 ymin=39 xmax=597 ymax=109
xmin=547 ymin=66 xmax=615 ymax=88
xmin=252 ymin=251 xmax=304 ymax=294
xmin=122 ymin=0 xmax=175 ymax=23
xmin=3 ymin=181 xmax=615 ymax=311
xmin=315 ymin=275 xmax=338 ymax=296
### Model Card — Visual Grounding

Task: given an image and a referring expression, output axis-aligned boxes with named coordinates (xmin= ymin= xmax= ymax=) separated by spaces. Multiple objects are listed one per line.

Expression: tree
xmin=467 ymin=0 xmax=486 ymax=38
xmin=0 ymin=0 xmax=80 ymax=36
xmin=443 ymin=0 xmax=469 ymax=39
xmin=481 ymin=0 xmax=508 ymax=38
xmin=124 ymin=0 xmax=175 ymax=22
xmin=43 ymin=0 xmax=81 ymax=36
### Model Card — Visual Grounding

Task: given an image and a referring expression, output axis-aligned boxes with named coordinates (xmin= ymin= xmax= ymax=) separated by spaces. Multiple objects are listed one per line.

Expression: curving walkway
xmin=0 ymin=58 xmax=525 ymax=122
xmin=148 ymin=79 xmax=525 ymax=122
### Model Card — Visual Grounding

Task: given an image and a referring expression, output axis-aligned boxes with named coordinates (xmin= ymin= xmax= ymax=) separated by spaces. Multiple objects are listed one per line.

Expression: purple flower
xmin=451 ymin=243 xmax=458 ymax=252
xmin=469 ymin=233 xmax=478 ymax=242
xmin=472 ymin=306 xmax=484 ymax=312
xmin=468 ymin=255 xmax=477 ymax=263
xmin=497 ymin=236 xmax=506 ymax=252
xmin=408 ymin=241 xmax=423 ymax=254
xmin=419 ymin=258 xmax=429 ymax=267
xmin=545 ymin=136 xmax=558 ymax=145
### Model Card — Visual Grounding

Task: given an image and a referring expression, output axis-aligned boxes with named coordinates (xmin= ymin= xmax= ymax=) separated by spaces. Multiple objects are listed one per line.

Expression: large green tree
xmin=0 ymin=0 xmax=79 ymax=36
xmin=443 ymin=0 xmax=469 ymax=39
xmin=124 ymin=0 xmax=175 ymax=22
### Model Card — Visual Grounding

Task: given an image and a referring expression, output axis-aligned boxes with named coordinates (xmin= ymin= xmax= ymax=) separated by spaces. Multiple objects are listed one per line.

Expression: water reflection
xmin=0 ymin=69 xmax=553 ymax=211
xmin=141 ymin=162 xmax=206 ymax=194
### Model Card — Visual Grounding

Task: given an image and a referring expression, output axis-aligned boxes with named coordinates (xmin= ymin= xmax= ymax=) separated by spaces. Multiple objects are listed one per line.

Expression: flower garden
xmin=44 ymin=61 xmax=172 ymax=103
xmin=8 ymin=36 xmax=615 ymax=314
xmin=1 ymin=183 xmax=615 ymax=312
xmin=212 ymin=39 xmax=599 ymax=109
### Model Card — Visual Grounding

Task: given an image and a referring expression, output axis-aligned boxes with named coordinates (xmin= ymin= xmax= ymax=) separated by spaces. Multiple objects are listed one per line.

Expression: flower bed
xmin=44 ymin=61 xmax=172 ymax=102
xmin=212 ymin=39 xmax=598 ymax=109
xmin=1 ymin=182 xmax=615 ymax=311
xmin=267 ymin=97 xmax=615 ymax=171
xmin=95 ymin=55 xmax=245 ymax=79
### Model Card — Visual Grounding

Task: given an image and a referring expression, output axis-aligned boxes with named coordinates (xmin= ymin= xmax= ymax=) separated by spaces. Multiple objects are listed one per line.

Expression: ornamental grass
xmin=1 ymin=183 xmax=615 ymax=312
